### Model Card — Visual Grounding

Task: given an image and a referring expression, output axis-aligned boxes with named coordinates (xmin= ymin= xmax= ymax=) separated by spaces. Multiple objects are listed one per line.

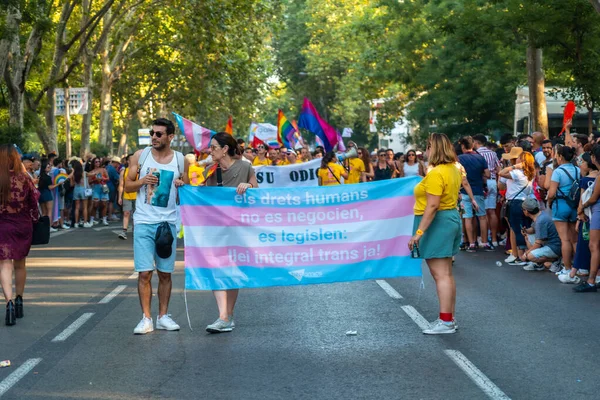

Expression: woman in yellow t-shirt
xmin=252 ymin=144 xmax=271 ymax=166
xmin=118 ymin=155 xmax=137 ymax=240
xmin=317 ymin=152 xmax=348 ymax=186
xmin=409 ymin=133 xmax=462 ymax=335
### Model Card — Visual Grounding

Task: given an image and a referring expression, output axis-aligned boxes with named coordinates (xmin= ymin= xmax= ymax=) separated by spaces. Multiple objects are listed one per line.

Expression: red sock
xmin=440 ymin=312 xmax=453 ymax=322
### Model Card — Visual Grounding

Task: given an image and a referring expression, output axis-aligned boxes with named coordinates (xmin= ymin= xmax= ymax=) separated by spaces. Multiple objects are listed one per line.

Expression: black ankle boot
xmin=5 ymin=300 xmax=16 ymax=326
xmin=15 ymin=295 xmax=23 ymax=318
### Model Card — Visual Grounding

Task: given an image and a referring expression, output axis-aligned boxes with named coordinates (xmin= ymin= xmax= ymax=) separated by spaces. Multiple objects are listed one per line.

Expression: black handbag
xmin=32 ymin=216 xmax=50 ymax=245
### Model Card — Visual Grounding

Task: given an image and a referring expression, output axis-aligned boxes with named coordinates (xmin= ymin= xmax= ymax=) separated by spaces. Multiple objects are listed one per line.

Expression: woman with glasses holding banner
xmin=203 ymin=132 xmax=258 ymax=333
xmin=408 ymin=133 xmax=462 ymax=335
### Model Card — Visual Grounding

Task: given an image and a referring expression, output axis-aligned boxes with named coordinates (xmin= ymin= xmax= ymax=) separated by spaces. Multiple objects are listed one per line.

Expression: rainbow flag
xmin=225 ymin=116 xmax=233 ymax=135
xmin=173 ymin=113 xmax=215 ymax=151
xmin=277 ymin=109 xmax=296 ymax=149
xmin=298 ymin=98 xmax=338 ymax=152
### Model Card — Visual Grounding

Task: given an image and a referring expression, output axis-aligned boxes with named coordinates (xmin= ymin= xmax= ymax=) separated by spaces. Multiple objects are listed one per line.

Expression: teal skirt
xmin=412 ymin=209 xmax=462 ymax=259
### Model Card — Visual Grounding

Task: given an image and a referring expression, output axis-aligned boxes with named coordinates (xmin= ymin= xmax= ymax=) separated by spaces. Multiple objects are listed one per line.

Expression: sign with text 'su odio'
xmin=179 ymin=177 xmax=422 ymax=290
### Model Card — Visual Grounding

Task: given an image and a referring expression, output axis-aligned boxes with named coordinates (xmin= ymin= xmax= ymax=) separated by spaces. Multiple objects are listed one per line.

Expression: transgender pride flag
xmin=179 ymin=177 xmax=422 ymax=290
xmin=173 ymin=112 xmax=215 ymax=151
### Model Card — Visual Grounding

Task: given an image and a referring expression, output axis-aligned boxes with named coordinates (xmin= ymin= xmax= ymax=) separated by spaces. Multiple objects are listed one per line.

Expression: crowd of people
xmin=3 ymin=115 xmax=600 ymax=332
xmin=449 ymin=126 xmax=600 ymax=294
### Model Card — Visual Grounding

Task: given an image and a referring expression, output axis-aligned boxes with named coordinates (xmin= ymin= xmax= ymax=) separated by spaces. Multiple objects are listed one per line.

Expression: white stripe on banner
xmin=183 ymin=215 xmax=413 ymax=248
xmin=253 ymin=159 xmax=321 ymax=188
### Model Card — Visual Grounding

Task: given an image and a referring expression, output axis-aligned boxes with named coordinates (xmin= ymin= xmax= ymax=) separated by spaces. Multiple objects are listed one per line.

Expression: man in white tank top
xmin=125 ymin=118 xmax=189 ymax=335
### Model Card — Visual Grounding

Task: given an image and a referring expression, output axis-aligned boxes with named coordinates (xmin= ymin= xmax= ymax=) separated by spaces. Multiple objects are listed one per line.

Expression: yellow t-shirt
xmin=122 ymin=168 xmax=137 ymax=200
xmin=279 ymin=159 xmax=290 ymax=166
xmin=189 ymin=164 xmax=206 ymax=186
xmin=252 ymin=157 xmax=271 ymax=167
xmin=414 ymin=163 xmax=461 ymax=215
xmin=344 ymin=158 xmax=365 ymax=184
xmin=318 ymin=162 xmax=345 ymax=186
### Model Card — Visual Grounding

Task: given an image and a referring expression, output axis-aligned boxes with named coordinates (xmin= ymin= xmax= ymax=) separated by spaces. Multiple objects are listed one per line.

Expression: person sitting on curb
xmin=519 ymin=198 xmax=562 ymax=271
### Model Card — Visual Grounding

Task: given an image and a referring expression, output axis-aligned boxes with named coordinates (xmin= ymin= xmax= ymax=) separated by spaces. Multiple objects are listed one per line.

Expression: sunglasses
xmin=150 ymin=130 xmax=167 ymax=138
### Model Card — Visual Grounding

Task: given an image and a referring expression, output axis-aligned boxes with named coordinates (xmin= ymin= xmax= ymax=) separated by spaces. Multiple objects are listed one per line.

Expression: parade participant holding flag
xmin=203 ymin=132 xmax=258 ymax=333
xmin=409 ymin=133 xmax=462 ymax=335
xmin=318 ymin=151 xmax=348 ymax=186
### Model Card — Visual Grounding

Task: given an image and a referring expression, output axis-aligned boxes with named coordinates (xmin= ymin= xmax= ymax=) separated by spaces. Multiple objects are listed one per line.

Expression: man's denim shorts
xmin=133 ymin=223 xmax=177 ymax=273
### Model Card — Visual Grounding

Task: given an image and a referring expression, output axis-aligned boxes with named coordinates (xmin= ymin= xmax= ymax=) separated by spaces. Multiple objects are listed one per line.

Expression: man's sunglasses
xmin=150 ymin=130 xmax=167 ymax=138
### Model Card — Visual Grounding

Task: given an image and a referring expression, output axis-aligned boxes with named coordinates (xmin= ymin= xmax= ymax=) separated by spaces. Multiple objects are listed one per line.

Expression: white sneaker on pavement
xmin=156 ymin=314 xmax=180 ymax=331
xmin=133 ymin=316 xmax=154 ymax=335
xmin=62 ymin=224 xmax=71 ymax=229
xmin=556 ymin=267 xmax=569 ymax=276
xmin=102 ymin=217 xmax=109 ymax=226
xmin=49 ymin=227 xmax=58 ymax=233
xmin=423 ymin=319 xmax=456 ymax=335
xmin=83 ymin=222 xmax=93 ymax=228
xmin=504 ymin=255 xmax=516 ymax=263
xmin=549 ymin=260 xmax=562 ymax=273
xmin=206 ymin=318 xmax=233 ymax=333
xmin=523 ymin=262 xmax=545 ymax=271
xmin=558 ymin=274 xmax=581 ymax=284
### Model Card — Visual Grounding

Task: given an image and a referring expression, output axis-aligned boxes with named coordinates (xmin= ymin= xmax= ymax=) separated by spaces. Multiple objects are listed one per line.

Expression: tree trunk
xmin=99 ymin=10 xmax=113 ymax=150
xmin=80 ymin=0 xmax=93 ymax=158
xmin=588 ymin=102 xmax=594 ymax=135
xmin=526 ymin=45 xmax=548 ymax=136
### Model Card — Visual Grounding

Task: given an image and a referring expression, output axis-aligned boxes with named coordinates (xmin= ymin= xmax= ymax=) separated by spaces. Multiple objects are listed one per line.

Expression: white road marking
xmin=98 ymin=285 xmax=127 ymax=304
xmin=128 ymin=272 xmax=138 ymax=279
xmin=92 ymin=226 xmax=116 ymax=231
xmin=0 ymin=358 xmax=42 ymax=397
xmin=400 ymin=305 xmax=430 ymax=330
xmin=50 ymin=230 xmax=70 ymax=238
xmin=444 ymin=350 xmax=511 ymax=400
xmin=51 ymin=313 xmax=95 ymax=342
xmin=375 ymin=280 xmax=403 ymax=299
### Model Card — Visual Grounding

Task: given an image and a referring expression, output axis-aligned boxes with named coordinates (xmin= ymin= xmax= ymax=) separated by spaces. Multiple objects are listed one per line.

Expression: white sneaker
xmin=83 ymin=222 xmax=93 ymax=228
xmin=61 ymin=224 xmax=71 ymax=229
xmin=102 ymin=217 xmax=109 ymax=226
xmin=549 ymin=260 xmax=562 ymax=273
xmin=523 ymin=262 xmax=545 ymax=271
xmin=577 ymin=269 xmax=589 ymax=276
xmin=504 ymin=255 xmax=516 ymax=263
xmin=556 ymin=267 xmax=569 ymax=276
xmin=92 ymin=219 xmax=99 ymax=225
xmin=558 ymin=274 xmax=581 ymax=284
xmin=423 ymin=319 xmax=456 ymax=335
xmin=133 ymin=316 xmax=154 ymax=334
xmin=509 ymin=260 xmax=528 ymax=266
xmin=156 ymin=314 xmax=180 ymax=331
xmin=49 ymin=227 xmax=58 ymax=233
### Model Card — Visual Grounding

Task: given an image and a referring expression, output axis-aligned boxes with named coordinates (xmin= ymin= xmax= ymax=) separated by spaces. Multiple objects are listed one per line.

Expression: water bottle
xmin=583 ymin=221 xmax=590 ymax=241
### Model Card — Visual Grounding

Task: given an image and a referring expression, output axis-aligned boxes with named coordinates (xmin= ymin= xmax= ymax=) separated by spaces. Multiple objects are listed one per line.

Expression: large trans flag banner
xmin=180 ymin=177 xmax=422 ymax=290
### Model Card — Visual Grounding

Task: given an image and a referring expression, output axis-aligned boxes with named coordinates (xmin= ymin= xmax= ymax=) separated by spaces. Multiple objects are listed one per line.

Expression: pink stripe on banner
xmin=185 ymin=236 xmax=411 ymax=269
xmin=181 ymin=196 xmax=415 ymax=227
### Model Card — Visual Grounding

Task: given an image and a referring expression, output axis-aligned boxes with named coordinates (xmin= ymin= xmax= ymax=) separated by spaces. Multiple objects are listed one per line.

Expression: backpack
xmin=556 ymin=166 xmax=580 ymax=208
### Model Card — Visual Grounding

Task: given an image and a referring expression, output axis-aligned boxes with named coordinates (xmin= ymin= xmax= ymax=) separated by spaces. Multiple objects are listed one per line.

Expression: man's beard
xmin=153 ymin=141 xmax=167 ymax=150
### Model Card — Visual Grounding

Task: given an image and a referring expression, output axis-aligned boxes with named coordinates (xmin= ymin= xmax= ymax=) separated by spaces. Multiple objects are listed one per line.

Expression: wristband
xmin=416 ymin=229 xmax=424 ymax=236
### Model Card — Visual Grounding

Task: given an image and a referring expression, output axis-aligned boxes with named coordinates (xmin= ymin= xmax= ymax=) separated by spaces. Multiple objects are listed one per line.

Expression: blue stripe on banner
xmin=179 ymin=176 xmax=422 ymax=207
xmin=184 ymin=256 xmax=422 ymax=290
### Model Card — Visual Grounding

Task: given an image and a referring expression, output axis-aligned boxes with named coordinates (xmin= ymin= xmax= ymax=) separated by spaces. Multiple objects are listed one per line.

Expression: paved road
xmin=1 ymin=226 xmax=600 ymax=399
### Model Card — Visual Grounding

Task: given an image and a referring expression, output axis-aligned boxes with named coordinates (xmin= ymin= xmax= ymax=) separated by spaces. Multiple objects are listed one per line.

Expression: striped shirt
xmin=475 ymin=146 xmax=501 ymax=179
